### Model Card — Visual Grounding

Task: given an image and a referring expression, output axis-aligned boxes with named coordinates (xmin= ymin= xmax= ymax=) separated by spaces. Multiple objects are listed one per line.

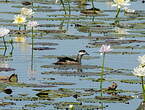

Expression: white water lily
xmin=138 ymin=55 xmax=145 ymax=65
xmin=133 ymin=66 xmax=145 ymax=77
xmin=69 ymin=105 xmax=74 ymax=110
xmin=124 ymin=7 xmax=135 ymax=13
xmin=0 ymin=28 xmax=10 ymax=37
xmin=112 ymin=0 xmax=130 ymax=9
xmin=13 ymin=15 xmax=26 ymax=24
xmin=20 ymin=8 xmax=34 ymax=17
xmin=55 ymin=0 xmax=58 ymax=3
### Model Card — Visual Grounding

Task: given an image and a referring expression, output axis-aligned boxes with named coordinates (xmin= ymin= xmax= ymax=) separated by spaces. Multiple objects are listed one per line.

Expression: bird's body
xmin=54 ymin=50 xmax=89 ymax=65
xmin=22 ymin=1 xmax=32 ymax=6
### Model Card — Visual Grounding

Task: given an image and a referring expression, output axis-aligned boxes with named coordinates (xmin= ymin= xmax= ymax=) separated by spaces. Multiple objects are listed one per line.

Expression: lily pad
xmin=28 ymin=42 xmax=58 ymax=46
xmin=0 ymin=102 xmax=15 ymax=106
xmin=77 ymin=95 xmax=134 ymax=103
xmin=0 ymin=67 xmax=15 ymax=72
xmin=43 ymin=82 xmax=75 ymax=85
xmin=33 ymin=47 xmax=56 ymax=50
xmin=4 ymin=96 xmax=53 ymax=101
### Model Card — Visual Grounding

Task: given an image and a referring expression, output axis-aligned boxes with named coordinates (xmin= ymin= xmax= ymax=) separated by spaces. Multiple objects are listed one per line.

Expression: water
xmin=0 ymin=0 xmax=144 ymax=110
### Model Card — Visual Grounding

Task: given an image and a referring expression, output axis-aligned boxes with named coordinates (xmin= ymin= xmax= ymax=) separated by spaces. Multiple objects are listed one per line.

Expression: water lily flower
xmin=20 ymin=8 xmax=34 ymax=17
xmin=124 ymin=7 xmax=135 ymax=13
xmin=69 ymin=105 xmax=74 ymax=110
xmin=0 ymin=27 xmax=10 ymax=49
xmin=133 ymin=55 xmax=145 ymax=101
xmin=55 ymin=0 xmax=58 ymax=3
xmin=99 ymin=44 xmax=112 ymax=54
xmin=138 ymin=55 xmax=145 ymax=66
xmin=13 ymin=15 xmax=26 ymax=24
xmin=27 ymin=21 xmax=39 ymax=28
xmin=133 ymin=66 xmax=145 ymax=77
xmin=112 ymin=0 xmax=130 ymax=9
xmin=0 ymin=28 xmax=10 ymax=37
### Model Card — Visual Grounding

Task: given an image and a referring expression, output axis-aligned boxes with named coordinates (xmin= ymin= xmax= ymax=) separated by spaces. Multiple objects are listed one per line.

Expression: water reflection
xmin=0 ymin=57 xmax=9 ymax=68
xmin=136 ymin=101 xmax=145 ymax=110
xmin=14 ymin=35 xmax=30 ymax=53
xmin=115 ymin=27 xmax=129 ymax=35
xmin=100 ymin=78 xmax=104 ymax=110
xmin=106 ymin=1 xmax=113 ymax=8
xmin=29 ymin=27 xmax=36 ymax=80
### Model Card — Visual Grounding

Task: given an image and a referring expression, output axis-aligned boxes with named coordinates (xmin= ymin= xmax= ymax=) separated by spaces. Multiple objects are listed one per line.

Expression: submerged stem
xmin=141 ymin=76 xmax=145 ymax=102
xmin=18 ymin=25 xmax=21 ymax=31
xmin=91 ymin=0 xmax=95 ymax=16
xmin=31 ymin=27 xmax=34 ymax=70
xmin=66 ymin=0 xmax=71 ymax=15
xmin=2 ymin=36 xmax=7 ymax=49
xmin=116 ymin=8 xmax=120 ymax=18
xmin=91 ymin=0 xmax=95 ymax=9
xmin=102 ymin=53 xmax=105 ymax=73
xmin=100 ymin=53 xmax=105 ymax=96
xmin=9 ymin=39 xmax=14 ymax=56
xmin=60 ymin=0 xmax=67 ymax=14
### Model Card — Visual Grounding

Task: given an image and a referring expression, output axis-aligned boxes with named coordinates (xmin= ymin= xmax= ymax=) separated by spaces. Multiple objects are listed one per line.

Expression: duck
xmin=54 ymin=50 xmax=89 ymax=65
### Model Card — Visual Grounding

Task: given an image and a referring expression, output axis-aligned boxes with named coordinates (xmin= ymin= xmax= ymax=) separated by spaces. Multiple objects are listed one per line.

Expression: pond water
xmin=0 ymin=0 xmax=145 ymax=110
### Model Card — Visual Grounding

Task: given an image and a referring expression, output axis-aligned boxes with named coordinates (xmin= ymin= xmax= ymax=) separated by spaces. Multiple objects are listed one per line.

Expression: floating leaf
xmin=43 ymin=82 xmax=75 ymax=85
xmin=77 ymin=95 xmax=134 ymax=103
xmin=0 ymin=67 xmax=15 ymax=72
xmin=33 ymin=47 xmax=55 ymax=50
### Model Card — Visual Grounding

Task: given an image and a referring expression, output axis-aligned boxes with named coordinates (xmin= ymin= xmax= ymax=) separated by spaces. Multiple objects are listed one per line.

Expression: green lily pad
xmin=77 ymin=95 xmax=134 ymax=103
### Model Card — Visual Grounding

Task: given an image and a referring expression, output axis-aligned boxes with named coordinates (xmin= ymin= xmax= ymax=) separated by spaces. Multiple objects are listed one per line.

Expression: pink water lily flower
xmin=99 ymin=44 xmax=112 ymax=53
xmin=27 ymin=21 xmax=39 ymax=28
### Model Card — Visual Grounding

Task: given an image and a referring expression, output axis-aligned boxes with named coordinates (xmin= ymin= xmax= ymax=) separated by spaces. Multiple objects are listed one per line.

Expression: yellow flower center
xmin=16 ymin=17 xmax=25 ymax=23
xmin=116 ymin=0 xmax=125 ymax=4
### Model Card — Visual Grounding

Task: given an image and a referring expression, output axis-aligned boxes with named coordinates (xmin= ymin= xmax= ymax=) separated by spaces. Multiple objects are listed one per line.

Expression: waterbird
xmin=54 ymin=50 xmax=89 ymax=65
xmin=107 ymin=82 xmax=118 ymax=91
xmin=22 ymin=1 xmax=32 ymax=6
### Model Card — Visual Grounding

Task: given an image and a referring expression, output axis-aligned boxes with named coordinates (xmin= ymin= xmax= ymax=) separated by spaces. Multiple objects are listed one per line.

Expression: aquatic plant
xmin=133 ymin=55 xmax=145 ymax=102
xmin=9 ymin=39 xmax=14 ymax=56
xmin=26 ymin=20 xmax=38 ymax=77
xmin=66 ymin=0 xmax=71 ymax=15
xmin=55 ymin=0 xmax=58 ymax=3
xmin=99 ymin=45 xmax=112 ymax=55
xmin=0 ymin=28 xmax=10 ymax=49
xmin=99 ymin=44 xmax=112 ymax=73
xmin=20 ymin=8 xmax=34 ymax=17
xmin=13 ymin=15 xmax=26 ymax=30
xmin=60 ymin=0 xmax=67 ymax=14
xmin=112 ymin=0 xmax=130 ymax=9
xmin=99 ymin=45 xmax=112 ymax=91
xmin=112 ymin=0 xmax=130 ymax=24
xmin=124 ymin=7 xmax=135 ymax=13
xmin=138 ymin=55 xmax=145 ymax=66
xmin=27 ymin=21 xmax=39 ymax=28
xmin=68 ymin=105 xmax=74 ymax=110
